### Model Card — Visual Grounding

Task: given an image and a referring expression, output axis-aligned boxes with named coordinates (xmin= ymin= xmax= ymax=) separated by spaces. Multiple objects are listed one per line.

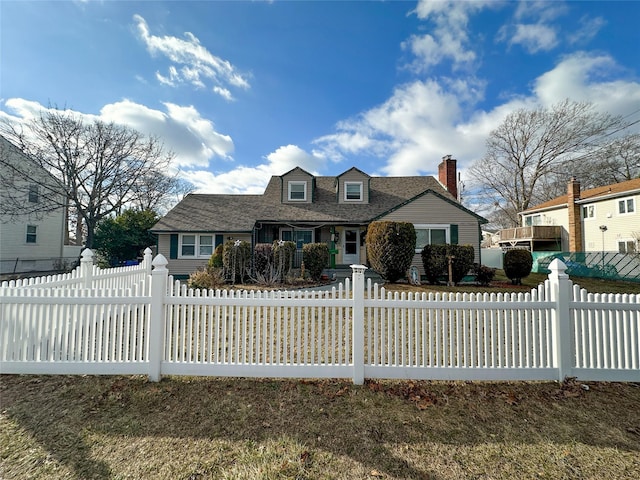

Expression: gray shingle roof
xmin=152 ymin=174 xmax=459 ymax=233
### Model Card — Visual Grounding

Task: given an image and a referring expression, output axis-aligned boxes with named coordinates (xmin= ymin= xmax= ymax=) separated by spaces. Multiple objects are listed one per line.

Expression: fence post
xmin=142 ymin=247 xmax=153 ymax=275
xmin=148 ymin=254 xmax=168 ymax=382
xmin=80 ymin=249 xmax=94 ymax=289
xmin=548 ymin=258 xmax=572 ymax=381
xmin=351 ymin=264 xmax=367 ymax=385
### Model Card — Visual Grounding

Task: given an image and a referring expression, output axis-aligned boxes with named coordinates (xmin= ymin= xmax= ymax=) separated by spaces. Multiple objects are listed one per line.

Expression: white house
xmin=0 ymin=135 xmax=73 ymax=275
xmin=497 ymin=176 xmax=640 ymax=267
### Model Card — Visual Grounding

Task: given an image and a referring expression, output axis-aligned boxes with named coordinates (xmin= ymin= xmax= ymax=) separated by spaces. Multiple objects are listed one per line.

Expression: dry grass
xmin=1 ymin=375 xmax=639 ymax=479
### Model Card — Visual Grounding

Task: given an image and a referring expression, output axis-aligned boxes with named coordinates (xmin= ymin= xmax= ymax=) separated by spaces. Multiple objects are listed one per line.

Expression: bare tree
xmin=0 ymin=107 xmax=187 ymax=248
xmin=469 ymin=100 xmax=638 ymax=228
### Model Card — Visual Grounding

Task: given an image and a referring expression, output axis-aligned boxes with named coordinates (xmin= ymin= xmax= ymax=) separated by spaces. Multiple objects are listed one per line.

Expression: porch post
xmin=351 ymin=264 xmax=367 ymax=385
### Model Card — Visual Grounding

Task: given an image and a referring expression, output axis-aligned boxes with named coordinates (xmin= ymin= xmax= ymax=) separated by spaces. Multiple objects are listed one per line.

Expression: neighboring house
xmin=152 ymin=157 xmax=488 ymax=279
xmin=0 ymin=135 xmax=70 ymax=275
xmin=498 ymin=177 xmax=640 ymax=254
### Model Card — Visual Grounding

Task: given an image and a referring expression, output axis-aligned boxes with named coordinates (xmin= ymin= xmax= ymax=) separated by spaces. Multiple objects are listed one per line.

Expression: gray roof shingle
xmin=152 ymin=174 xmax=461 ymax=232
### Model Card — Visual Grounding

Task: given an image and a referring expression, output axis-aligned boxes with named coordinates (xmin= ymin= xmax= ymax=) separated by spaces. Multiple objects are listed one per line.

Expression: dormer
xmin=335 ymin=167 xmax=370 ymax=204
xmin=281 ymin=167 xmax=315 ymax=204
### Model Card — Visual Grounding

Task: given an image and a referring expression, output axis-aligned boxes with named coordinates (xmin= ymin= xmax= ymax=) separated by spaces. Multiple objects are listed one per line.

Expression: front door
xmin=342 ymin=229 xmax=360 ymax=265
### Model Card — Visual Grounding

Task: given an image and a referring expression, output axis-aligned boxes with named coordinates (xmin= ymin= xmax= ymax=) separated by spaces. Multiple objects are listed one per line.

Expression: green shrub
xmin=366 ymin=221 xmax=416 ymax=283
xmin=421 ymin=245 xmax=448 ymax=284
xmin=208 ymin=243 xmax=224 ymax=269
xmin=253 ymin=243 xmax=273 ymax=276
xmin=421 ymin=244 xmax=475 ymax=285
xmin=273 ymin=240 xmax=296 ymax=279
xmin=474 ymin=263 xmax=496 ymax=286
xmin=223 ymin=240 xmax=252 ymax=284
xmin=503 ymin=249 xmax=533 ymax=285
xmin=303 ymin=243 xmax=330 ymax=281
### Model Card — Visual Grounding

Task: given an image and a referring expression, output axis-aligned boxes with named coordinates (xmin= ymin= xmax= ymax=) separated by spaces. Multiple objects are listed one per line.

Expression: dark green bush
xmin=366 ymin=221 xmax=416 ymax=283
xmin=503 ymin=249 xmax=533 ymax=285
xmin=303 ymin=243 xmax=330 ymax=281
xmin=223 ymin=240 xmax=251 ymax=283
xmin=421 ymin=245 xmax=448 ymax=284
xmin=208 ymin=243 xmax=224 ymax=269
xmin=421 ymin=244 xmax=475 ymax=285
xmin=253 ymin=243 xmax=273 ymax=276
xmin=474 ymin=263 xmax=496 ymax=286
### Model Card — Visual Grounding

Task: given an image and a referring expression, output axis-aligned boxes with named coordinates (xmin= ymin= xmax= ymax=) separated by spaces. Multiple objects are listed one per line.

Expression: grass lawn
xmin=1 ymin=272 xmax=639 ymax=479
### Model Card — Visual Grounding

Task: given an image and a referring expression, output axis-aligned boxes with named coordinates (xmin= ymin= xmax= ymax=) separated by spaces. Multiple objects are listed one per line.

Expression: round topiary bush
xmin=365 ymin=221 xmax=416 ymax=283
xmin=503 ymin=249 xmax=533 ymax=285
xmin=421 ymin=244 xmax=475 ymax=285
xmin=303 ymin=242 xmax=330 ymax=281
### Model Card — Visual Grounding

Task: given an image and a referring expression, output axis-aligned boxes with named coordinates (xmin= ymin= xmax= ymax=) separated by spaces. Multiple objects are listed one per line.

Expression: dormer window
xmin=288 ymin=181 xmax=307 ymax=201
xmin=345 ymin=182 xmax=363 ymax=201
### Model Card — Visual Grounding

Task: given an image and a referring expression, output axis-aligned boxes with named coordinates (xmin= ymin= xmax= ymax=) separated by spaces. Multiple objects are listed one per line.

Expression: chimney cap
xmin=442 ymin=154 xmax=453 ymax=161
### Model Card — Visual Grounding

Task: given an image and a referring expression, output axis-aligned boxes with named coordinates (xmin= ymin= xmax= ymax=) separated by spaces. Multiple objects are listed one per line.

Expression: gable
xmin=336 ymin=167 xmax=370 ymax=204
xmin=280 ymin=167 xmax=315 ymax=204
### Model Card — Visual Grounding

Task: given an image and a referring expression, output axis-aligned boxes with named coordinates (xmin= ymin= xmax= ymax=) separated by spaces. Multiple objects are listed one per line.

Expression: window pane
xmin=183 ymin=235 xmax=195 ymax=245
xmin=627 ymin=199 xmax=635 ymax=213
xmin=415 ymin=229 xmax=429 ymax=248
xmin=182 ymin=245 xmax=195 ymax=256
xmin=346 ymin=183 xmax=362 ymax=200
xmin=26 ymin=225 xmax=37 ymax=243
xmin=430 ymin=229 xmax=447 ymax=244
xmin=28 ymin=185 xmax=39 ymax=203
xmin=619 ymin=200 xmax=626 ymax=214
xmin=289 ymin=183 xmax=306 ymax=200
xmin=281 ymin=230 xmax=292 ymax=241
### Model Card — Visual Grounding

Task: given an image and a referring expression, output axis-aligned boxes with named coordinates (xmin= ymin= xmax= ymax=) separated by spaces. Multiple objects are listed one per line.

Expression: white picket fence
xmin=1 ymin=248 xmax=153 ymax=291
xmin=1 ymin=254 xmax=638 ymax=383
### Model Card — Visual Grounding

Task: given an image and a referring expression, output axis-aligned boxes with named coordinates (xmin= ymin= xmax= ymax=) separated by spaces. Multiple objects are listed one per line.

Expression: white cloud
xmin=312 ymin=52 xmax=640 ymax=182
xmin=133 ymin=14 xmax=249 ymax=99
xmin=406 ymin=0 xmax=493 ymax=72
xmin=180 ymin=144 xmax=326 ymax=194
xmin=508 ymin=23 xmax=559 ymax=53
xmin=568 ymin=16 xmax=606 ymax=45
xmin=1 ymin=98 xmax=234 ymax=172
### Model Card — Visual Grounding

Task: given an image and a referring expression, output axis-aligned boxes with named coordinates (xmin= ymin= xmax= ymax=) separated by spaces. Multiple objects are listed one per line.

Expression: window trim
xmin=280 ymin=228 xmax=314 ymax=248
xmin=287 ymin=181 xmax=307 ymax=201
xmin=28 ymin=184 xmax=39 ymax=203
xmin=582 ymin=204 xmax=596 ymax=220
xmin=618 ymin=239 xmax=637 ymax=254
xmin=618 ymin=197 xmax=635 ymax=215
xmin=178 ymin=233 xmax=216 ymax=259
xmin=26 ymin=224 xmax=37 ymax=244
xmin=414 ymin=224 xmax=450 ymax=253
xmin=344 ymin=181 xmax=363 ymax=201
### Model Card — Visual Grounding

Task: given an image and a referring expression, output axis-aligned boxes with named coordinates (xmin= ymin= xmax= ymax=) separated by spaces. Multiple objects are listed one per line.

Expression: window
xmin=26 ymin=225 xmax=37 ymax=244
xmin=288 ymin=181 xmax=307 ymax=201
xmin=179 ymin=234 xmax=215 ymax=258
xmin=281 ymin=228 xmax=313 ymax=248
xmin=344 ymin=182 xmax=363 ymax=201
xmin=181 ymin=235 xmax=196 ymax=256
xmin=618 ymin=240 xmax=637 ymax=253
xmin=524 ymin=214 xmax=541 ymax=226
xmin=618 ymin=197 xmax=635 ymax=214
xmin=582 ymin=205 xmax=595 ymax=219
xmin=414 ymin=224 xmax=449 ymax=252
xmin=28 ymin=185 xmax=39 ymax=203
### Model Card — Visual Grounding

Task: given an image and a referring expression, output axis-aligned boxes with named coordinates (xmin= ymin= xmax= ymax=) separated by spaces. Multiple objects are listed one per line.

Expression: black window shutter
xmin=450 ymin=224 xmax=459 ymax=245
xmin=170 ymin=234 xmax=178 ymax=259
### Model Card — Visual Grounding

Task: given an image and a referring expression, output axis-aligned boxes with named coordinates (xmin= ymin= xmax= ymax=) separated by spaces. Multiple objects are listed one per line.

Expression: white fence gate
xmin=1 ymin=253 xmax=638 ymax=383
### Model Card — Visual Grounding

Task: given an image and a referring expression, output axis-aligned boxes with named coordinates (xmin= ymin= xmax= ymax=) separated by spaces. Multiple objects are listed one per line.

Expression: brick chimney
xmin=438 ymin=155 xmax=458 ymax=200
xmin=567 ymin=177 xmax=583 ymax=252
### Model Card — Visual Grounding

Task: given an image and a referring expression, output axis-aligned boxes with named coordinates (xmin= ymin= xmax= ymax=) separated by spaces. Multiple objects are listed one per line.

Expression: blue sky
xmin=2 ymin=0 xmax=639 ymax=197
